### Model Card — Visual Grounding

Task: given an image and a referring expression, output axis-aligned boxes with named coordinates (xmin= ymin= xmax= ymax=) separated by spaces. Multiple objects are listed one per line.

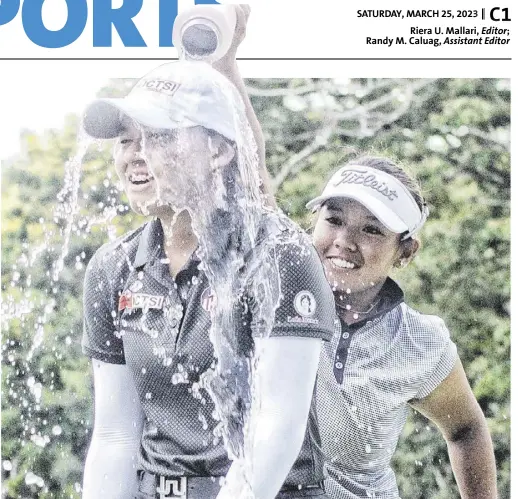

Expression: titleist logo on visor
xmin=134 ymin=79 xmax=181 ymax=96
xmin=334 ymin=169 xmax=399 ymax=201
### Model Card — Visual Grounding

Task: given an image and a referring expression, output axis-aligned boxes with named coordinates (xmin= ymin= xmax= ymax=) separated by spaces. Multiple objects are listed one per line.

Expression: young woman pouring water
xmin=306 ymin=156 xmax=497 ymax=499
xmin=80 ymin=7 xmax=335 ymax=499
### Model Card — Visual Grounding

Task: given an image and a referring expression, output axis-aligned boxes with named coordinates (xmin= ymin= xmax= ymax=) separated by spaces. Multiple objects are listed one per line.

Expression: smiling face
xmin=113 ymin=120 xmax=235 ymax=216
xmin=113 ymin=120 xmax=169 ymax=216
xmin=312 ymin=198 xmax=404 ymax=296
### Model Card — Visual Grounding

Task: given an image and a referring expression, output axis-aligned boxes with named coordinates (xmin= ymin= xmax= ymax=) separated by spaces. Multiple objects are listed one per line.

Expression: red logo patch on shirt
xmin=118 ymin=291 xmax=132 ymax=311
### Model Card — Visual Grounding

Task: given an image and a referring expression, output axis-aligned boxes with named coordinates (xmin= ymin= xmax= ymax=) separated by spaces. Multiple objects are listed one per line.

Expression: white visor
xmin=306 ymin=165 xmax=428 ymax=239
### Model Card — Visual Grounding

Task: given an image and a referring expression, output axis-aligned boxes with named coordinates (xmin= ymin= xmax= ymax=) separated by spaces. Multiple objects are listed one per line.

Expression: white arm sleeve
xmin=218 ymin=336 xmax=322 ymax=499
xmin=82 ymin=360 xmax=145 ymax=499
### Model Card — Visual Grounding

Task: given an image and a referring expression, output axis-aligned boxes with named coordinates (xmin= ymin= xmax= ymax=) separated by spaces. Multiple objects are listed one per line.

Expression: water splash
xmin=1 ymin=126 xmax=128 ymax=497
xmin=2 ymin=133 xmax=110 ymax=361
xmin=140 ymin=61 xmax=284 ymax=492
xmin=3 ymin=60 xmax=292 ymax=498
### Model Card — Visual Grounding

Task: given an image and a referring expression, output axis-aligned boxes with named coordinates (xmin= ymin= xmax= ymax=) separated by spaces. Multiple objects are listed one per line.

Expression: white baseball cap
xmin=306 ymin=165 xmax=428 ymax=239
xmin=82 ymin=61 xmax=241 ymax=142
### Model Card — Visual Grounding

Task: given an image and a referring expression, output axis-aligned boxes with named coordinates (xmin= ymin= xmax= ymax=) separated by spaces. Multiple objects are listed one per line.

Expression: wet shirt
xmin=82 ymin=214 xmax=335 ymax=486
xmin=315 ymin=279 xmax=458 ymax=499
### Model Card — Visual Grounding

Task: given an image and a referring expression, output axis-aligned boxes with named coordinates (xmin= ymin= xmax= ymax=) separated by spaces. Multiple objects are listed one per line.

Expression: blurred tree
xmin=1 ymin=78 xmax=510 ymax=498
xmin=1 ymin=111 xmax=144 ymax=498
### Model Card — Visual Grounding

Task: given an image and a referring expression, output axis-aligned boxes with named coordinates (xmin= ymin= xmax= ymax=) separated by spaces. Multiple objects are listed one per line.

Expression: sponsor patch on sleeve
xmin=288 ymin=291 xmax=320 ymax=325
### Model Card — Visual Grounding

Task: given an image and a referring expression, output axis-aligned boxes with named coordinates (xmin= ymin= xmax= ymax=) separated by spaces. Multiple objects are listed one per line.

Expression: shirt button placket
xmin=334 ymin=323 xmax=354 ymax=383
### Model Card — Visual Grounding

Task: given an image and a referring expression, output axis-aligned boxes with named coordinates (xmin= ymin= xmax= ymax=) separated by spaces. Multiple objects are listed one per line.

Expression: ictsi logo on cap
xmin=134 ymin=79 xmax=181 ymax=97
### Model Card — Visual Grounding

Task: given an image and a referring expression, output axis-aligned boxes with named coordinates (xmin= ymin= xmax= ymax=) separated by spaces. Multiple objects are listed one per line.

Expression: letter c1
xmin=0 ymin=0 xmax=20 ymax=26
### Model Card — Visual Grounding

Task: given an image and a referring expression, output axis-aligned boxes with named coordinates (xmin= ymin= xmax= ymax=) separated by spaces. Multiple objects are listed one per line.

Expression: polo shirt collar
xmin=133 ymin=218 xmax=165 ymax=268
xmin=375 ymin=277 xmax=404 ymax=315
xmin=343 ymin=277 xmax=404 ymax=331
xmin=133 ymin=218 xmax=202 ymax=276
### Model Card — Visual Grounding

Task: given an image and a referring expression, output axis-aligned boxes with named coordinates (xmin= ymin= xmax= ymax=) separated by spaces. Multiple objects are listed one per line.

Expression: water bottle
xmin=173 ymin=5 xmax=237 ymax=63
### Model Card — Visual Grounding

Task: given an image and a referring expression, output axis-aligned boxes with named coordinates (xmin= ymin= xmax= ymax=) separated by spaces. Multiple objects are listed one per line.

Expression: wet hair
xmin=198 ymin=127 xmax=249 ymax=270
xmin=202 ymin=127 xmax=240 ymax=200
xmin=345 ymin=155 xmax=426 ymax=214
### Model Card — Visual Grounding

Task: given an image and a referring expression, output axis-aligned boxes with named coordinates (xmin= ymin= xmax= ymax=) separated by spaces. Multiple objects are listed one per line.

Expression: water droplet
xmin=25 ymin=471 xmax=45 ymax=487
xmin=198 ymin=412 xmax=209 ymax=430
xmin=365 ymin=444 xmax=372 ymax=453
xmin=30 ymin=434 xmax=50 ymax=448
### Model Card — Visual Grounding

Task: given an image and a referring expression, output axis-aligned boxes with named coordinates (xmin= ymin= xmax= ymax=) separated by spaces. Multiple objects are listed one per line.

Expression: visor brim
xmin=306 ymin=193 xmax=408 ymax=234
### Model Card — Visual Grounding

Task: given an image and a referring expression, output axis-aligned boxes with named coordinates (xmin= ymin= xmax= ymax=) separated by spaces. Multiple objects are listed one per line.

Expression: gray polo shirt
xmin=315 ymin=279 xmax=458 ymax=499
xmin=82 ymin=213 xmax=335 ymax=487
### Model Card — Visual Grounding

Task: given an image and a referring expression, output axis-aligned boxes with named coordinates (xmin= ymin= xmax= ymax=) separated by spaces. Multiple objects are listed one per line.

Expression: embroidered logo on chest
xmin=200 ymin=287 xmax=217 ymax=313
xmin=118 ymin=290 xmax=165 ymax=311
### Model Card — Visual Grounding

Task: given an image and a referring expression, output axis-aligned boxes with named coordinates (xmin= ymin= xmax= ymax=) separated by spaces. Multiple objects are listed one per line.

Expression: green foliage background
xmin=1 ymin=78 xmax=510 ymax=498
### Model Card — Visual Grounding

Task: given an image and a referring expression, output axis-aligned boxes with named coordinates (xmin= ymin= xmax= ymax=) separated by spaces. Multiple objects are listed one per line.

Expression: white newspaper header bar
xmin=0 ymin=0 xmax=513 ymax=60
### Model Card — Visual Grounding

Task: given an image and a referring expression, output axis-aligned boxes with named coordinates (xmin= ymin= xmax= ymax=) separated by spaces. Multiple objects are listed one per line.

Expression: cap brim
xmin=306 ymin=192 xmax=408 ymax=234
xmin=82 ymin=98 xmax=196 ymax=139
